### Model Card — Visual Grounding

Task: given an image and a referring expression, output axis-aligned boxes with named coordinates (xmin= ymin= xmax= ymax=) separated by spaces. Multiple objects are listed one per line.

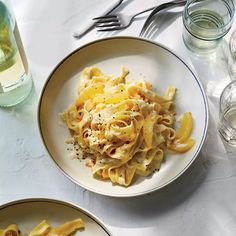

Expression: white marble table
xmin=1 ymin=0 xmax=236 ymax=235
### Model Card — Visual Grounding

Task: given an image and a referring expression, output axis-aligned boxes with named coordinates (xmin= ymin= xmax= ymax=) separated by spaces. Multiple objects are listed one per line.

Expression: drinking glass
xmin=218 ymin=80 xmax=236 ymax=154
xmin=228 ymin=29 xmax=236 ymax=80
xmin=182 ymin=0 xmax=235 ymax=54
xmin=0 ymin=0 xmax=33 ymax=107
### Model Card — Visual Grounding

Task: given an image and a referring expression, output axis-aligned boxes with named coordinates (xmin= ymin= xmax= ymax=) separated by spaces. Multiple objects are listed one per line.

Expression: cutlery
xmin=139 ymin=0 xmax=187 ymax=36
xmin=93 ymin=6 xmax=155 ymax=31
xmin=73 ymin=0 xmax=124 ymax=39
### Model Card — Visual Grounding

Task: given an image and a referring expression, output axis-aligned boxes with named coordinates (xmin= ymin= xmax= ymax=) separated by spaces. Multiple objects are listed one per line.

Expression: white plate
xmin=38 ymin=37 xmax=208 ymax=197
xmin=0 ymin=199 xmax=111 ymax=235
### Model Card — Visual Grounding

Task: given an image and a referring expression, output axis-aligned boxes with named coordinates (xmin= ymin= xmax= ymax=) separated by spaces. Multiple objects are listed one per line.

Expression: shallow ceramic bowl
xmin=0 ymin=198 xmax=111 ymax=235
xmin=38 ymin=36 xmax=208 ymax=197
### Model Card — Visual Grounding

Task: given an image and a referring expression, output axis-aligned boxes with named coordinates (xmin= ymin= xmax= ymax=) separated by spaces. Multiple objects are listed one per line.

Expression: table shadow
xmin=86 ymin=151 xmax=209 ymax=228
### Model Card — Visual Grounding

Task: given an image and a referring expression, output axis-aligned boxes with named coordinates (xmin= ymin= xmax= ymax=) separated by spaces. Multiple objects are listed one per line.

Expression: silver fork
xmin=73 ymin=0 xmax=124 ymax=38
xmin=140 ymin=0 xmax=187 ymax=36
xmin=93 ymin=0 xmax=187 ymax=32
xmin=93 ymin=6 xmax=155 ymax=32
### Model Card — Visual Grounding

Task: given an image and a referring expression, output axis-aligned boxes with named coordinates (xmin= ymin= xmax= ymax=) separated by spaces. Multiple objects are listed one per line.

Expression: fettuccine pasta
xmin=61 ymin=67 xmax=195 ymax=186
xmin=0 ymin=218 xmax=85 ymax=236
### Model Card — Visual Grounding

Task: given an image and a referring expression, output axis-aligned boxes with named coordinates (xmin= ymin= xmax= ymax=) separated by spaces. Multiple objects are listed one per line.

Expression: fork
xmin=73 ymin=0 xmax=124 ymax=38
xmin=93 ymin=6 xmax=155 ymax=32
xmin=140 ymin=0 xmax=187 ymax=36
xmin=93 ymin=0 xmax=187 ymax=32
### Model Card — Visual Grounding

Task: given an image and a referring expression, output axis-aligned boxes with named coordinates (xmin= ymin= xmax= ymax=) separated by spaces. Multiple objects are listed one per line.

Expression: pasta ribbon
xmin=29 ymin=220 xmax=51 ymax=236
xmin=1 ymin=224 xmax=20 ymax=236
xmin=61 ymin=67 xmax=195 ymax=186
xmin=0 ymin=219 xmax=84 ymax=236
xmin=93 ymin=91 xmax=129 ymax=104
xmin=76 ymin=83 xmax=104 ymax=106
xmin=50 ymin=219 xmax=84 ymax=236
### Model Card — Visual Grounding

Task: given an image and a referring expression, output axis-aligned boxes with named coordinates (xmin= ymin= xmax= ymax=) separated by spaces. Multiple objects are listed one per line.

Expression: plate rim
xmin=0 ymin=198 xmax=112 ymax=235
xmin=37 ymin=36 xmax=209 ymax=197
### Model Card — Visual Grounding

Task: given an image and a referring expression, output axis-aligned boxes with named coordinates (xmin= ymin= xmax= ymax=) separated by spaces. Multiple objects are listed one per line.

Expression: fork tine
xmin=93 ymin=15 xmax=118 ymax=20
xmin=95 ymin=18 xmax=119 ymax=24
xmin=95 ymin=23 xmax=121 ymax=28
xmin=97 ymin=26 xmax=123 ymax=32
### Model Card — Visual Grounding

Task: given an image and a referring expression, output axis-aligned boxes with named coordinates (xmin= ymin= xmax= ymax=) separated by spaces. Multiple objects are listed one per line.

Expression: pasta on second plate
xmin=61 ymin=66 xmax=195 ymax=187
xmin=0 ymin=218 xmax=84 ymax=236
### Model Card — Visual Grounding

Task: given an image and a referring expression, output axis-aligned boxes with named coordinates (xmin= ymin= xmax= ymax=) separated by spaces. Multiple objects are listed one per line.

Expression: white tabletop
xmin=1 ymin=0 xmax=236 ymax=235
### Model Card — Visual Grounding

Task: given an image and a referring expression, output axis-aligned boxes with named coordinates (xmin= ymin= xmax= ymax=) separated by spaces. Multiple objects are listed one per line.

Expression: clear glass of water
xmin=228 ymin=29 xmax=236 ymax=80
xmin=182 ymin=0 xmax=235 ymax=54
xmin=218 ymin=80 xmax=236 ymax=154
xmin=0 ymin=0 xmax=33 ymax=107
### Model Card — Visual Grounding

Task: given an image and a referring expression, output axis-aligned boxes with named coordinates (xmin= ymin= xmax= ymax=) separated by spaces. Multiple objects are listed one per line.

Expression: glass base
xmin=0 ymin=73 xmax=33 ymax=107
xmin=182 ymin=29 xmax=222 ymax=55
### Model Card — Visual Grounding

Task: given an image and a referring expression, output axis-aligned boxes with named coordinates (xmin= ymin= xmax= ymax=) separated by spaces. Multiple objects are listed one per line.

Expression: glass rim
xmin=219 ymin=80 xmax=236 ymax=132
xmin=184 ymin=0 xmax=235 ymax=31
